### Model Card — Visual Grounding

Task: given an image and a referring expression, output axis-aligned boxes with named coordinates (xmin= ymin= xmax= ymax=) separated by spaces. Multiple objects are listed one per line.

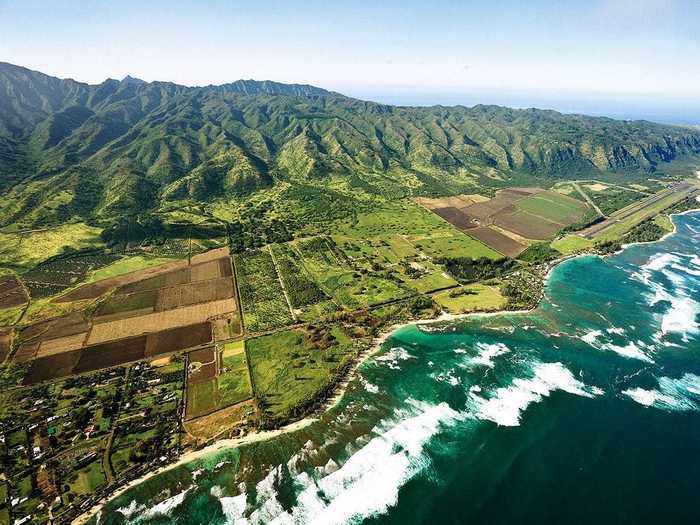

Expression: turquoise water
xmin=94 ymin=213 xmax=700 ymax=525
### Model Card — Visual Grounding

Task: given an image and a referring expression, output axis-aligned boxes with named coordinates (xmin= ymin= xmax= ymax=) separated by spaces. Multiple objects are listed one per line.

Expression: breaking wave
xmin=468 ymin=362 xmax=603 ymax=427
xmin=623 ymin=373 xmax=700 ymax=411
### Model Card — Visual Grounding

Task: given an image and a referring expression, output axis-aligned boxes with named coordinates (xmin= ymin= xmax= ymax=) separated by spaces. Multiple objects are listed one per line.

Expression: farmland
xmin=270 ymin=243 xmax=335 ymax=320
xmin=3 ymin=249 xmax=240 ymax=391
xmin=0 ymin=175 xmax=696 ymax=524
xmin=234 ymin=248 xmax=294 ymax=332
xmin=185 ymin=341 xmax=253 ymax=422
xmin=418 ymin=188 xmax=590 ymax=255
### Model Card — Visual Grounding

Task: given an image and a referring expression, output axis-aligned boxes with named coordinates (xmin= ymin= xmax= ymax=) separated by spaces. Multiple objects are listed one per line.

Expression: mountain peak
xmin=121 ymin=75 xmax=146 ymax=85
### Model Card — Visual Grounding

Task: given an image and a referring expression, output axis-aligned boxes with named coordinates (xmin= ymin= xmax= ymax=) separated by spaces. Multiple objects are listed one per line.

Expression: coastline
xmin=73 ymin=206 xmax=700 ymax=525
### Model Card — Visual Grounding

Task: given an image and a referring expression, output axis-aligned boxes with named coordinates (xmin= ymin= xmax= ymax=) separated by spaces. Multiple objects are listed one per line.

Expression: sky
xmin=1 ymin=0 xmax=699 ymax=123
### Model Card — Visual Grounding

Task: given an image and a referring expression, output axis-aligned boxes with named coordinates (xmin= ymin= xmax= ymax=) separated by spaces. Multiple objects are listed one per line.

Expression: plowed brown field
xmin=467 ymin=227 xmax=527 ymax=257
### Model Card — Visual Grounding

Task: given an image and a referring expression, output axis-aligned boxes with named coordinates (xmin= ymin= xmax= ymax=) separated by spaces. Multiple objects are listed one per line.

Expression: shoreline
xmin=73 ymin=206 xmax=700 ymax=524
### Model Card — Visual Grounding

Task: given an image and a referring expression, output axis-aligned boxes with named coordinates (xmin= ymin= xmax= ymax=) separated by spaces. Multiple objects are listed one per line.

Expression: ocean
xmin=90 ymin=212 xmax=700 ymax=525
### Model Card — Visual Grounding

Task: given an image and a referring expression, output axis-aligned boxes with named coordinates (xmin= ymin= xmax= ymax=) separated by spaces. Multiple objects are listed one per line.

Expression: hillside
xmin=1 ymin=61 xmax=699 ymax=236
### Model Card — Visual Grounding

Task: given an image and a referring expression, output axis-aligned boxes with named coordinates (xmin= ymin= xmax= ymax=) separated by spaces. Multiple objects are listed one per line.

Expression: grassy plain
xmin=433 ymin=283 xmax=506 ymax=314
xmin=514 ymin=191 xmax=587 ymax=224
xmin=247 ymin=328 xmax=356 ymax=423
xmin=0 ymin=223 xmax=103 ymax=269
xmin=551 ymin=235 xmax=594 ymax=254
xmin=88 ymin=255 xmax=176 ymax=282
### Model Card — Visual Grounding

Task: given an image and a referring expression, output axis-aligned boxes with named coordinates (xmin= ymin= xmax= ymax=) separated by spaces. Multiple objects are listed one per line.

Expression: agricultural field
xmin=433 ymin=283 xmax=506 ymax=314
xmin=293 ymin=236 xmax=411 ymax=309
xmin=418 ymin=187 xmax=591 ymax=255
xmin=493 ymin=190 xmax=588 ymax=239
xmin=0 ymin=275 xmax=28 ymax=310
xmin=465 ymin=227 xmax=526 ymax=257
xmin=3 ymin=248 xmax=239 ymax=388
xmin=414 ymin=194 xmax=489 ymax=209
xmin=87 ymin=255 xmax=176 ymax=282
xmin=22 ymin=253 xmax=121 ymax=299
xmin=185 ymin=341 xmax=253 ymax=421
xmin=234 ymin=248 xmax=294 ymax=332
xmin=247 ymin=326 xmax=357 ymax=425
xmin=269 ymin=243 xmax=336 ymax=320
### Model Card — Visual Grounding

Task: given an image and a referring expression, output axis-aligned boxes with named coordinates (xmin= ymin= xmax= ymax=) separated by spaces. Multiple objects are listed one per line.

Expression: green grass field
xmin=218 ymin=341 xmax=253 ymax=407
xmin=653 ymin=214 xmax=674 ymax=232
xmin=0 ymin=223 xmax=103 ymax=269
xmin=186 ymin=342 xmax=253 ymax=419
xmin=88 ymin=255 xmax=175 ymax=282
xmin=247 ymin=328 xmax=356 ymax=423
xmin=411 ymin=232 xmax=500 ymax=260
xmin=67 ymin=459 xmax=106 ymax=496
xmin=433 ymin=283 xmax=506 ymax=314
xmin=515 ymin=191 xmax=587 ymax=224
xmin=551 ymin=235 xmax=594 ymax=254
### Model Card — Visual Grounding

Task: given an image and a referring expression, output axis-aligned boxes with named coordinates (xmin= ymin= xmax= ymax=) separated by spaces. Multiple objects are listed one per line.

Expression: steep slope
xmin=0 ymin=61 xmax=699 ymax=230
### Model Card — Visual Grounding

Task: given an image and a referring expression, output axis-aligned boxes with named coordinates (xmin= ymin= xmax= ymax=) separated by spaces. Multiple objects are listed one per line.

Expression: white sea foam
xmin=602 ymin=341 xmax=654 ymax=363
xmin=643 ymin=253 xmax=680 ymax=273
xmin=241 ymin=400 xmax=457 ymax=525
xmin=580 ymin=330 xmax=603 ymax=344
xmin=139 ymin=488 xmax=191 ymax=521
xmin=433 ymin=368 xmax=461 ymax=386
xmin=672 ymin=262 xmax=700 ymax=277
xmin=467 ymin=342 xmax=509 ymax=368
xmin=662 ymin=268 xmax=686 ymax=287
xmin=116 ymin=500 xmax=143 ymax=519
xmin=360 ymin=376 xmax=380 ymax=394
xmin=606 ymin=327 xmax=625 ymax=336
xmin=469 ymin=362 xmax=603 ymax=427
xmin=623 ymin=373 xmax=700 ymax=411
xmin=660 ymin=295 xmax=699 ymax=341
xmin=375 ymin=347 xmax=415 ymax=370
xmin=212 ymin=486 xmax=249 ymax=524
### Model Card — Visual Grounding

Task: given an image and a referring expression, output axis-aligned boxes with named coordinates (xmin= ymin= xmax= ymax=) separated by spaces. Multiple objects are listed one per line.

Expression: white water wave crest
xmin=468 ymin=362 xmax=604 ymax=427
xmin=465 ymin=342 xmax=509 ymax=368
xmin=213 ymin=400 xmax=458 ymax=524
xmin=623 ymin=373 xmax=700 ymax=411
xmin=375 ymin=347 xmax=416 ymax=370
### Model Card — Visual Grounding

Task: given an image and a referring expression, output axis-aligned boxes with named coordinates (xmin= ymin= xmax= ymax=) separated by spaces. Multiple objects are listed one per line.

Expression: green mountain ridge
xmin=1 ymin=61 xmax=699 ymax=232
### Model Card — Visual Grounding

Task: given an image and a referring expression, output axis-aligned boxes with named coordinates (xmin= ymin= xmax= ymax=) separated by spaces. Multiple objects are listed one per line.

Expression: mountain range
xmin=1 ymin=61 xmax=699 ymax=231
